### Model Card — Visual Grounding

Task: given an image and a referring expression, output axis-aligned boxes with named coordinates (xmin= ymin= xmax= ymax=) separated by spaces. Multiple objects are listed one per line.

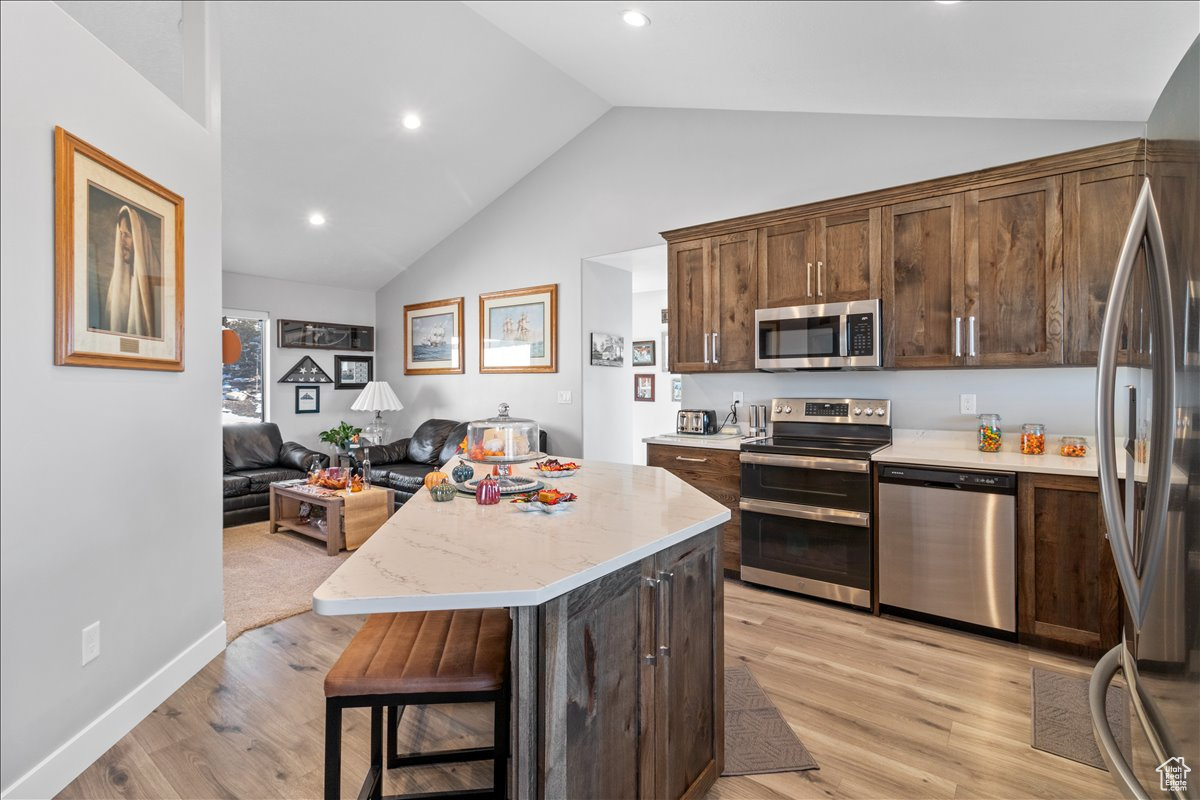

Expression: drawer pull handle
xmin=675 ymin=455 xmax=709 ymax=463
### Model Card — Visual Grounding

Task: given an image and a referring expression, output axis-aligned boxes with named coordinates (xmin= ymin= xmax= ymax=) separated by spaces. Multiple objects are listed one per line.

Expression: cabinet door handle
xmin=642 ymin=576 xmax=660 ymax=666
xmin=712 ymin=331 xmax=719 ymax=364
xmin=703 ymin=333 xmax=710 ymax=364
xmin=955 ymin=316 xmax=963 ymax=358
xmin=968 ymin=316 xmax=977 ymax=357
xmin=658 ymin=570 xmax=674 ymax=657
xmin=806 ymin=263 xmax=813 ymax=297
xmin=817 ymin=261 xmax=824 ymax=297
xmin=675 ymin=455 xmax=709 ymax=463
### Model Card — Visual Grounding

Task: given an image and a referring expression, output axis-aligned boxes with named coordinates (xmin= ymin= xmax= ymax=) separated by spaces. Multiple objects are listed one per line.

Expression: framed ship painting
xmin=479 ymin=283 xmax=557 ymax=373
xmin=404 ymin=297 xmax=464 ymax=375
xmin=54 ymin=127 xmax=184 ymax=371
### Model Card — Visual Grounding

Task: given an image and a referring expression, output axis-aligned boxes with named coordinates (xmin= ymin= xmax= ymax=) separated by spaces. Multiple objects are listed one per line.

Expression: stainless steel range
xmin=739 ymin=397 xmax=891 ymax=609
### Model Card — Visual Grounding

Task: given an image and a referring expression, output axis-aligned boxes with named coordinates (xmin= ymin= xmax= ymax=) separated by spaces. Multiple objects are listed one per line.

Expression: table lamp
xmin=351 ymin=381 xmax=403 ymax=445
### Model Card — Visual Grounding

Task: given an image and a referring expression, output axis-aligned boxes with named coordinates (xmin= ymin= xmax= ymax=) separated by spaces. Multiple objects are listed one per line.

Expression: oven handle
xmin=739 ymin=451 xmax=869 ymax=473
xmin=739 ymin=498 xmax=870 ymax=528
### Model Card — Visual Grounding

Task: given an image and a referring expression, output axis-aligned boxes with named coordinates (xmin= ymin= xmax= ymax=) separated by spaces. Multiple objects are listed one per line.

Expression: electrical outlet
xmin=733 ymin=391 xmax=743 ymax=405
xmin=557 ymin=390 xmax=572 ymax=404
xmin=82 ymin=622 xmax=100 ymax=666
xmin=960 ymin=393 xmax=977 ymax=415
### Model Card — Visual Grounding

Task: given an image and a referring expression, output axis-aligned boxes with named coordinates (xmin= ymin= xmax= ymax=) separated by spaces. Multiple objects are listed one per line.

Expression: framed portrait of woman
xmin=54 ymin=127 xmax=184 ymax=371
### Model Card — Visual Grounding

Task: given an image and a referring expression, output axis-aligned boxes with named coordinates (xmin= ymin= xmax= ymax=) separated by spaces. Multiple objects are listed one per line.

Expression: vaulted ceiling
xmin=57 ymin=1 xmax=1200 ymax=291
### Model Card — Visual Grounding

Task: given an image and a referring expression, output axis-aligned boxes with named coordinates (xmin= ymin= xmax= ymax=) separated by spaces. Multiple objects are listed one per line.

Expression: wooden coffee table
xmin=269 ymin=481 xmax=394 ymax=555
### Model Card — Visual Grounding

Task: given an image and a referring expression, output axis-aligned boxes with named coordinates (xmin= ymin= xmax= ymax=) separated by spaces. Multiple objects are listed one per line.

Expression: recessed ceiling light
xmin=308 ymin=212 xmax=326 ymax=226
xmin=621 ymin=9 xmax=650 ymax=27
xmin=402 ymin=113 xmax=422 ymax=130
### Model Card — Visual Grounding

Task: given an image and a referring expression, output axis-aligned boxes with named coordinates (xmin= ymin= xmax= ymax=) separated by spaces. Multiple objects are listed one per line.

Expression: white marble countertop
xmin=643 ymin=433 xmax=763 ymax=451
xmin=875 ymin=430 xmax=1172 ymax=482
xmin=312 ymin=457 xmax=730 ymax=616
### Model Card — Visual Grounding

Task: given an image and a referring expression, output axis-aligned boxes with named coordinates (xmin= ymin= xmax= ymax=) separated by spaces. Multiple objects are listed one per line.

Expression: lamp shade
xmin=351 ymin=381 xmax=404 ymax=412
xmin=221 ymin=329 xmax=242 ymax=364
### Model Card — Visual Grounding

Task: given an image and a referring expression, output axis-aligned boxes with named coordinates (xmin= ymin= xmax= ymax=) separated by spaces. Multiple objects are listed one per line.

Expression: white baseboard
xmin=1 ymin=621 xmax=227 ymax=800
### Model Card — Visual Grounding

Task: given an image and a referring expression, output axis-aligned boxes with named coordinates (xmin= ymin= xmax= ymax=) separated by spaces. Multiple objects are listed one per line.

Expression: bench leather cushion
xmin=325 ymin=609 xmax=510 ymax=698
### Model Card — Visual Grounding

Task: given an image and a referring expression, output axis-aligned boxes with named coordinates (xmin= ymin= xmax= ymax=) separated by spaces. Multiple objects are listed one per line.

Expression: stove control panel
xmin=769 ymin=398 xmax=890 ymax=425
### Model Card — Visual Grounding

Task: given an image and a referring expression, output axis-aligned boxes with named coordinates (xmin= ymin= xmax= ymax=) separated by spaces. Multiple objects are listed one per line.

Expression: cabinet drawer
xmin=646 ymin=444 xmax=739 ymax=478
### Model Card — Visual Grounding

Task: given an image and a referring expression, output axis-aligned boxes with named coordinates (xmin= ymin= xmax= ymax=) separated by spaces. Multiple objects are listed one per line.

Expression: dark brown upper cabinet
xmin=963 ymin=176 xmax=1064 ymax=367
xmin=668 ymin=232 xmax=757 ymax=373
xmin=758 ymin=210 xmax=880 ymax=308
xmin=1063 ymin=162 xmax=1142 ymax=365
xmin=882 ymin=193 xmax=965 ymax=368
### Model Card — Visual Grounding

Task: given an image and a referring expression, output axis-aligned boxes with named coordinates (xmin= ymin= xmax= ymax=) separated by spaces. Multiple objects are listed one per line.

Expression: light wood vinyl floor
xmin=58 ymin=580 xmax=1120 ymax=799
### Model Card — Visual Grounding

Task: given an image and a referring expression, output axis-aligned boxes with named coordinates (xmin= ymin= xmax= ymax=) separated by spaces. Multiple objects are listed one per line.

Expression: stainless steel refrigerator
xmin=1091 ymin=36 xmax=1199 ymax=800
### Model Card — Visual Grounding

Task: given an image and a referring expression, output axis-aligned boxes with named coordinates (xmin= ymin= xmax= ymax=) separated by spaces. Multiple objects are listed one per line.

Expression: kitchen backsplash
xmin=682 ymin=366 xmax=1130 ymax=436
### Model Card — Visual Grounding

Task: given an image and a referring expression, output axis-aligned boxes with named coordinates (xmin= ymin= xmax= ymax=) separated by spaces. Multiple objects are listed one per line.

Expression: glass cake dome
xmin=464 ymin=403 xmax=542 ymax=463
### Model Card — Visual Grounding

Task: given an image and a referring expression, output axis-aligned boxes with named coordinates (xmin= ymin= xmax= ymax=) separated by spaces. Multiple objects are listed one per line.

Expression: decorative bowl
xmin=514 ymin=501 xmax=572 ymax=514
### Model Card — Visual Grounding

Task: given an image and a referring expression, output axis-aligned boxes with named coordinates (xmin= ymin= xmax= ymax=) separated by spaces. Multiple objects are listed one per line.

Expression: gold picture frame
xmin=54 ymin=127 xmax=184 ymax=371
xmin=404 ymin=297 xmax=464 ymax=375
xmin=479 ymin=283 xmax=557 ymax=374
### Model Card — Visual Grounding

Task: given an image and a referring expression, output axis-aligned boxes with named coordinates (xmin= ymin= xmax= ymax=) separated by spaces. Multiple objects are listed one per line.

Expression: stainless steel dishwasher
xmin=877 ymin=464 xmax=1017 ymax=633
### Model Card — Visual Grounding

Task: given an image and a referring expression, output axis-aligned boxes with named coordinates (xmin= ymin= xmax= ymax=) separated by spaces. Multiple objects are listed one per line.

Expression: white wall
xmin=631 ymin=289 xmax=678 ymax=463
xmin=581 ymin=261 xmax=633 ymax=461
xmin=222 ymin=271 xmax=379 ymax=450
xmin=374 ymin=106 xmax=1142 ymax=452
xmin=0 ymin=3 xmax=223 ymax=796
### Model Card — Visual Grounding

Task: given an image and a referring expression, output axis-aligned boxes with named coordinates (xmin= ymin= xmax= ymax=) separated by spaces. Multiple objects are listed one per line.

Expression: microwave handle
xmin=840 ymin=317 xmax=848 ymax=357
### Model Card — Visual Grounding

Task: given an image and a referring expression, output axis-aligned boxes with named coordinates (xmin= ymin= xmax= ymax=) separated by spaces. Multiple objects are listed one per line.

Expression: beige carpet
xmin=223 ymin=521 xmax=349 ymax=642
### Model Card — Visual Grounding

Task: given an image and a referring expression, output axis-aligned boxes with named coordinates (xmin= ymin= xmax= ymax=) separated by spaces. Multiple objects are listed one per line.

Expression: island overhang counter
xmin=313 ymin=458 xmax=730 ymax=799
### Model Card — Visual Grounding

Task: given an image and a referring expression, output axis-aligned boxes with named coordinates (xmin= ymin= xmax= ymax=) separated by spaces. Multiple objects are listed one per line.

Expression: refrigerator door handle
xmin=1096 ymin=178 xmax=1177 ymax=631
xmin=1090 ymin=645 xmax=1150 ymax=800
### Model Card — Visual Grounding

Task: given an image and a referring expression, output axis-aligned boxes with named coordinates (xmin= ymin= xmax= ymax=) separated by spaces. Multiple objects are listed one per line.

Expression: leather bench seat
xmin=325 ymin=609 xmax=511 ymax=698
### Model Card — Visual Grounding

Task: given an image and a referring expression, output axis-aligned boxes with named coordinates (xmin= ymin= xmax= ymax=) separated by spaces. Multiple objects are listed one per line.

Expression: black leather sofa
xmin=223 ymin=422 xmax=328 ymax=527
xmin=362 ymin=418 xmax=550 ymax=508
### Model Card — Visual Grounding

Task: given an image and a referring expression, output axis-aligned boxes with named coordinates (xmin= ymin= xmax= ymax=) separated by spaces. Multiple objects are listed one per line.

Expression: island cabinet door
xmin=540 ymin=558 xmax=658 ymax=799
xmin=651 ymin=527 xmax=723 ymax=799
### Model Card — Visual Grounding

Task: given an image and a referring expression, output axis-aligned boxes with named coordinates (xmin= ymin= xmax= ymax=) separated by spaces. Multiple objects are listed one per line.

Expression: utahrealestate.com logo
xmin=1157 ymin=757 xmax=1190 ymax=792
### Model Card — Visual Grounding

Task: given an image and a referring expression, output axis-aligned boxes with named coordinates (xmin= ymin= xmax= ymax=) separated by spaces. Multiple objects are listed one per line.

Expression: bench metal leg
xmin=325 ymin=700 xmax=342 ymax=800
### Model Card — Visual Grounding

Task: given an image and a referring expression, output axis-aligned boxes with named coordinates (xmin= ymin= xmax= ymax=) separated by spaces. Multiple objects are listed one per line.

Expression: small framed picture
xmin=405 ymin=296 xmax=464 ymax=375
xmin=632 ymin=339 xmax=656 ymax=367
xmin=634 ymin=373 xmax=655 ymax=402
xmin=479 ymin=283 xmax=557 ymax=373
xmin=661 ymin=308 xmax=669 ymax=324
xmin=672 ymin=377 xmax=682 ymax=402
xmin=334 ymin=355 xmax=372 ymax=389
xmin=590 ymin=332 xmax=624 ymax=367
xmin=295 ymin=385 xmax=320 ymax=414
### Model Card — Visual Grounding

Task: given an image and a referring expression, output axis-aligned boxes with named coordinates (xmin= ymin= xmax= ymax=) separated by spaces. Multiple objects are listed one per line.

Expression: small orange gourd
xmin=424 ymin=471 xmax=449 ymax=490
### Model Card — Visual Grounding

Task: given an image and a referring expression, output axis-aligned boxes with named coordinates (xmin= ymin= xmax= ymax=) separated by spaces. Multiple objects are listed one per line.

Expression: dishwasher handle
xmin=878 ymin=464 xmax=1016 ymax=493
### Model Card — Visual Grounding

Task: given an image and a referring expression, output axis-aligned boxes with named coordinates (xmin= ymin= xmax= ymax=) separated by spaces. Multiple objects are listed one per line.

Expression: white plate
xmin=531 ymin=468 xmax=577 ymax=478
xmin=512 ymin=501 xmax=573 ymax=514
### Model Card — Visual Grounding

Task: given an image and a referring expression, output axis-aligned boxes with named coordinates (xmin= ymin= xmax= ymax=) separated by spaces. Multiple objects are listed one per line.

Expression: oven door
xmin=740 ymin=453 xmax=871 ymax=512
xmin=739 ymin=500 xmax=872 ymax=608
xmin=755 ymin=308 xmax=844 ymax=370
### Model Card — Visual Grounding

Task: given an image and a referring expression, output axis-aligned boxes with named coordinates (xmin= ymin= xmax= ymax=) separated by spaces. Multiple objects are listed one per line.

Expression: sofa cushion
xmin=405 ymin=419 xmax=462 ymax=465
xmin=437 ymin=421 xmax=471 ymax=465
xmin=223 ymin=492 xmax=268 ymax=512
xmin=224 ymin=422 xmax=285 ymax=471
xmin=236 ymin=467 xmax=306 ymax=493
xmin=364 ymin=440 xmax=406 ymax=465
xmin=278 ymin=440 xmax=327 ymax=472
xmin=223 ymin=475 xmax=251 ymax=498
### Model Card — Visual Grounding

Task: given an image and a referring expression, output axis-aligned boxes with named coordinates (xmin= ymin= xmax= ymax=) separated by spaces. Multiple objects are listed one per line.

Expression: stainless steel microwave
xmin=755 ymin=299 xmax=882 ymax=370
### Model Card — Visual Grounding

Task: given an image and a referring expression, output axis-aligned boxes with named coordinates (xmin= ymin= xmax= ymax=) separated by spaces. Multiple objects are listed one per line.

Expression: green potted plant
xmin=319 ymin=421 xmax=363 ymax=451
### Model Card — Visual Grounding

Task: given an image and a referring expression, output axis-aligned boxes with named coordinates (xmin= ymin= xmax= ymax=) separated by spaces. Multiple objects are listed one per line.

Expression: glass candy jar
xmin=465 ymin=403 xmax=541 ymax=462
xmin=1020 ymin=423 xmax=1046 ymax=455
xmin=1059 ymin=436 xmax=1088 ymax=458
xmin=978 ymin=414 xmax=1002 ymax=452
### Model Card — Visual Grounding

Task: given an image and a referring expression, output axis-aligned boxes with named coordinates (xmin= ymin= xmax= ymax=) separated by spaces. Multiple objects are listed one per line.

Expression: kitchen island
xmin=314 ymin=457 xmax=730 ymax=799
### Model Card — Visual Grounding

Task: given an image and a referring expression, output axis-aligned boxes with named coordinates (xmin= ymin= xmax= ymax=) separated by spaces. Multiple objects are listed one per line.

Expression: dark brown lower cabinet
xmin=646 ymin=444 xmax=741 ymax=575
xmin=539 ymin=527 xmax=723 ymax=799
xmin=1017 ymin=473 xmax=1121 ymax=657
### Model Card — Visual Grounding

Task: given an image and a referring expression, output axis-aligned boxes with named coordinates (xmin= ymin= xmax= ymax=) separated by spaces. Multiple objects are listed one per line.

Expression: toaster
xmin=677 ymin=409 xmax=720 ymax=435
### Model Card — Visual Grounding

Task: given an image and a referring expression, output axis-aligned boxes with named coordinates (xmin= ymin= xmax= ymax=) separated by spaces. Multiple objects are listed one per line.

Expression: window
xmin=222 ymin=310 xmax=268 ymax=424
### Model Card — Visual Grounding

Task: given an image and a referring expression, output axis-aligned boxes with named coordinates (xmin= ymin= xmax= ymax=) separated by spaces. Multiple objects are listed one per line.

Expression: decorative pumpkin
xmin=475 ymin=474 xmax=500 ymax=505
xmin=429 ymin=482 xmax=458 ymax=502
xmin=424 ymin=471 xmax=449 ymax=490
xmin=451 ymin=458 xmax=474 ymax=483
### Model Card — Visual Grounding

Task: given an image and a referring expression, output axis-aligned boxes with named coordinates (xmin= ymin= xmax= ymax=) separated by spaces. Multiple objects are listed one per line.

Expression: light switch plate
xmin=557 ymin=390 xmax=572 ymax=405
